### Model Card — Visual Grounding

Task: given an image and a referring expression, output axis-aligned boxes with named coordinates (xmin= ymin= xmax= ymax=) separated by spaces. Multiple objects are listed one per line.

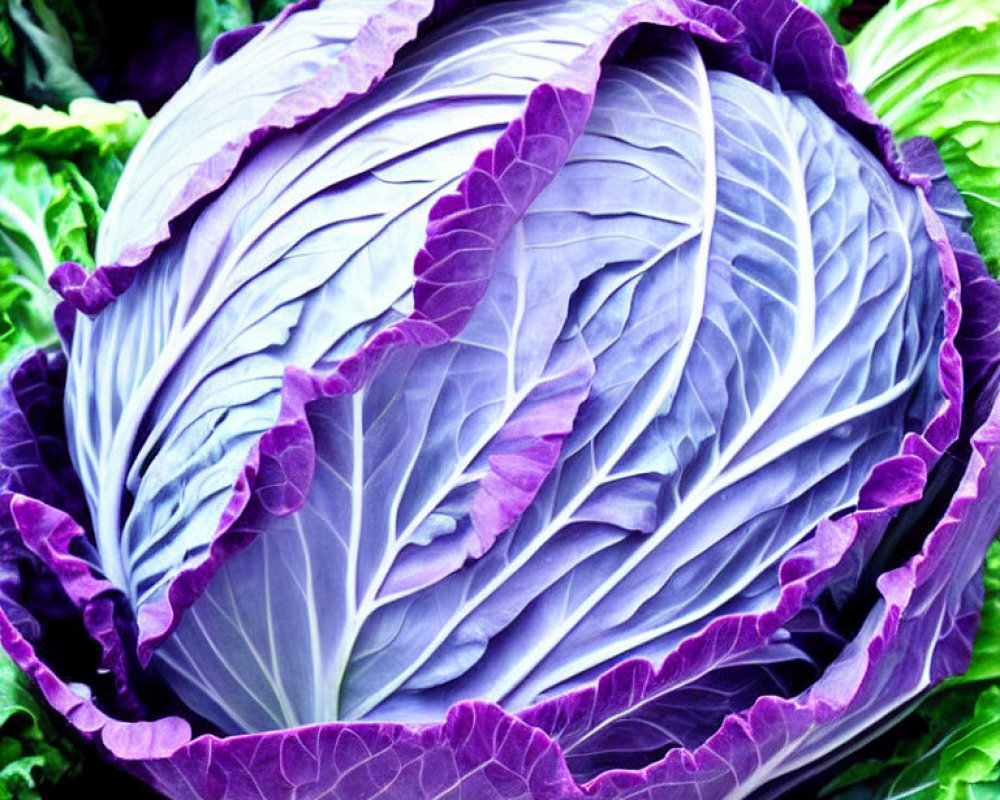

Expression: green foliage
xmin=0 ymin=0 xmax=96 ymax=107
xmin=252 ymin=0 xmax=294 ymax=18
xmin=195 ymin=0 xmax=299 ymax=56
xmin=195 ymin=0 xmax=254 ymax=56
xmin=0 ymin=95 xmax=147 ymax=362
xmin=0 ymin=651 xmax=78 ymax=800
xmin=847 ymin=0 xmax=1000 ymax=275
xmin=28 ymin=0 xmax=105 ymax=75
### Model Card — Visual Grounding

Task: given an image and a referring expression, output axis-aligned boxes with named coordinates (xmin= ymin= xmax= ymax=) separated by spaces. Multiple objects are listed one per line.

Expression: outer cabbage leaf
xmin=194 ymin=0 xmax=298 ymax=57
xmin=847 ymin=0 xmax=1000 ymax=276
xmin=822 ymin=542 xmax=1000 ymax=800
xmin=54 ymin=0 xmax=475 ymax=316
xmin=0 ymin=0 xmax=95 ymax=107
xmin=58 ymin=0 xmax=732 ymax=663
xmin=805 ymin=135 xmax=1000 ymax=800
xmin=0 ymin=351 xmax=175 ymax=797
xmin=1 ymin=1 xmax=999 ymax=799
xmin=332 ymin=50 xmax=944 ymax=723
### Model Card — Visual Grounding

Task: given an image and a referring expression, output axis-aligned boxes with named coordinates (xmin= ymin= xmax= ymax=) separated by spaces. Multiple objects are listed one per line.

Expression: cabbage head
xmin=3 ymin=0 xmax=1000 ymax=797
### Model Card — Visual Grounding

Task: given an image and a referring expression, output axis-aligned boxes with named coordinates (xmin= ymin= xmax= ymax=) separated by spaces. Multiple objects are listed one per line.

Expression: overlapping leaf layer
xmin=1 ymin=0 xmax=999 ymax=798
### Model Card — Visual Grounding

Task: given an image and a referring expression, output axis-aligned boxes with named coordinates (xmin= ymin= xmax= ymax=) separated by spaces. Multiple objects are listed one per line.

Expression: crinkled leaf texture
xmin=0 ymin=649 xmax=78 ymax=798
xmin=847 ymin=0 xmax=1000 ymax=276
xmin=821 ymin=547 xmax=1000 ymax=800
xmin=819 ymin=142 xmax=1000 ymax=800
xmin=1 ymin=0 xmax=999 ymax=799
xmin=0 ymin=96 xmax=147 ymax=364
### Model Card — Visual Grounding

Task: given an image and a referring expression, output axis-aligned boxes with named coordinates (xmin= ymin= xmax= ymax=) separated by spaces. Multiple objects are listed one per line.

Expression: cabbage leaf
xmin=4 ymin=1 xmax=1000 ymax=798
xmin=823 ymin=541 xmax=1000 ymax=799
xmin=61 ymin=0 xmax=946 ymax=738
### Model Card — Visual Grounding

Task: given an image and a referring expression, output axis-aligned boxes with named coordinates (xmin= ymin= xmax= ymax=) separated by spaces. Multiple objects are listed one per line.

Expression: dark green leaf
xmin=195 ymin=0 xmax=253 ymax=55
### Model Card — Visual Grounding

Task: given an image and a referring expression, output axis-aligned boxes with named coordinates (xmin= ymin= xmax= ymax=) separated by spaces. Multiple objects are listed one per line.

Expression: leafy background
xmin=0 ymin=0 xmax=997 ymax=796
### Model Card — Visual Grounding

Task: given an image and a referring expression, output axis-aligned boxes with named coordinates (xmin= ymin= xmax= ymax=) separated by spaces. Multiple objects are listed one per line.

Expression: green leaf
xmin=24 ymin=0 xmax=105 ymax=75
xmin=0 ymin=8 xmax=16 ymax=67
xmin=952 ymin=541 xmax=1000 ymax=688
xmin=0 ymin=96 xmax=147 ymax=161
xmin=847 ymin=0 xmax=1000 ymax=275
xmin=0 ymin=153 xmax=65 ymax=361
xmin=196 ymin=0 xmax=254 ymax=56
xmin=0 ymin=650 xmax=78 ymax=799
xmin=938 ymin=686 xmax=1000 ymax=791
xmin=0 ymin=95 xmax=148 ymax=363
xmin=193 ymin=0 xmax=316 ymax=56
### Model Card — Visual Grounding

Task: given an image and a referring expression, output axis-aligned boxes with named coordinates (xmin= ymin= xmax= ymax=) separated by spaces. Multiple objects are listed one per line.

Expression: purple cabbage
xmin=4 ymin=0 xmax=1000 ymax=797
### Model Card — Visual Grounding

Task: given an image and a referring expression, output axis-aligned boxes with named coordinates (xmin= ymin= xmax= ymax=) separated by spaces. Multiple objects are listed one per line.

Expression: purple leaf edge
xmin=1 ymin=1 xmax=997 ymax=798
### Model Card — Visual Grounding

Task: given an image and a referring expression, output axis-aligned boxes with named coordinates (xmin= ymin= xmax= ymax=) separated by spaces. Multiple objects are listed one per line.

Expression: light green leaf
xmin=847 ymin=0 xmax=1000 ymax=274
xmin=0 ymin=96 xmax=147 ymax=161
xmin=0 ymin=153 xmax=66 ymax=360
xmin=0 ymin=95 xmax=148 ymax=362
xmin=0 ymin=650 xmax=78 ymax=799
xmin=952 ymin=541 xmax=1000 ymax=688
